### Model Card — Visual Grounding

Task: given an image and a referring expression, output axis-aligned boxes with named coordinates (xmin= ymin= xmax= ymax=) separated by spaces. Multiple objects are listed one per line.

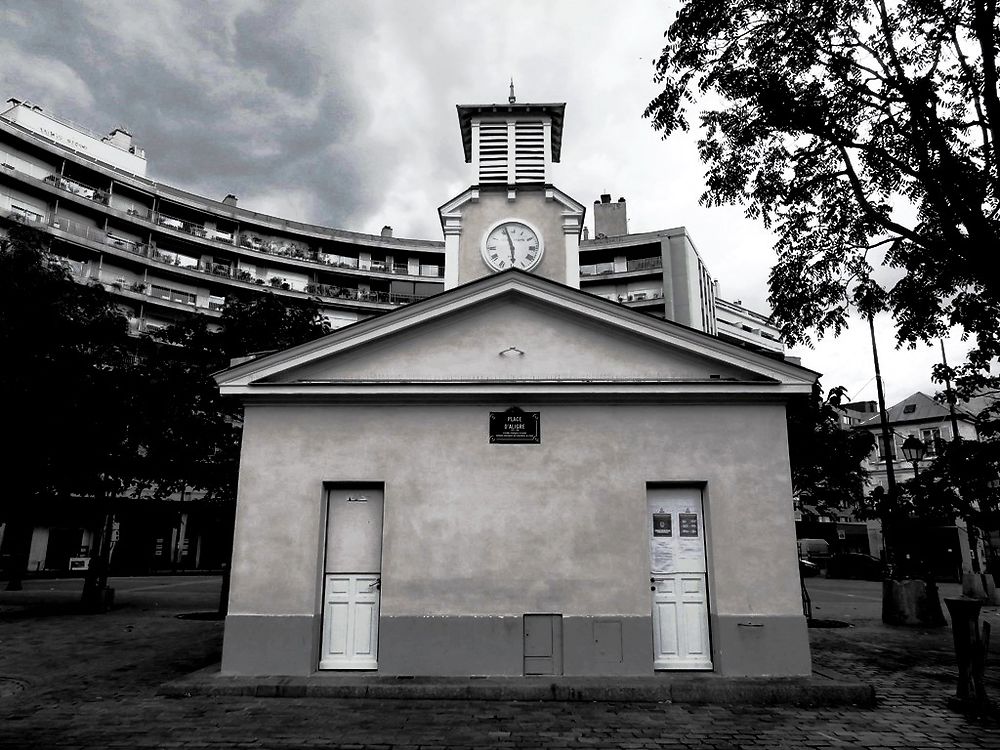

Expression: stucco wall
xmin=228 ymin=401 xmax=801 ymax=621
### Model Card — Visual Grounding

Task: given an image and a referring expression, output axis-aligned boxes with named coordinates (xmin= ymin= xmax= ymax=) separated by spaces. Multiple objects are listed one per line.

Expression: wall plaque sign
xmin=489 ymin=407 xmax=540 ymax=444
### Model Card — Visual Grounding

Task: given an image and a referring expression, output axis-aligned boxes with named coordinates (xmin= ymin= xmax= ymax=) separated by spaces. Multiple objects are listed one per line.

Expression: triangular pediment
xmin=271 ymin=295 xmax=758 ymax=383
xmin=216 ymin=271 xmax=817 ymax=400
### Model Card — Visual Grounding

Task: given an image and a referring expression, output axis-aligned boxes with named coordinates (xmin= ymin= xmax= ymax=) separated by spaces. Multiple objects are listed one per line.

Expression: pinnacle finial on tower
xmin=509 ymin=78 xmax=516 ymax=104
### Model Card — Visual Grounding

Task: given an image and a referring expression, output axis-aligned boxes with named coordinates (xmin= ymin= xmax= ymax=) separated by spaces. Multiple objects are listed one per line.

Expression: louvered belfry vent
xmin=478 ymin=122 xmax=509 ymax=184
xmin=458 ymin=101 xmax=564 ymax=186
xmin=514 ymin=121 xmax=545 ymax=183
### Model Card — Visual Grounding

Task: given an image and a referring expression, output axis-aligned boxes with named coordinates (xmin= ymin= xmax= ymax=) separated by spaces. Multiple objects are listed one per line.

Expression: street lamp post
xmin=901 ymin=435 xmax=926 ymax=580
xmin=901 ymin=434 xmax=946 ymax=625
xmin=901 ymin=434 xmax=926 ymax=478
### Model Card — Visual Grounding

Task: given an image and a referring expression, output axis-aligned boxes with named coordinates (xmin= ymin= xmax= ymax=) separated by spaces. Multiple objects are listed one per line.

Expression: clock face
xmin=481 ymin=220 xmax=544 ymax=272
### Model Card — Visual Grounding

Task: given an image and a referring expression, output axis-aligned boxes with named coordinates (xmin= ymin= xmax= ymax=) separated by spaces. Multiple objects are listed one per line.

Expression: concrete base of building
xmin=160 ymin=667 xmax=874 ymax=706
xmin=220 ymin=612 xmax=810 ymax=678
xmin=221 ymin=614 xmax=316 ymax=676
xmin=378 ymin=615 xmax=654 ymax=676
xmin=710 ymin=614 xmax=812 ymax=676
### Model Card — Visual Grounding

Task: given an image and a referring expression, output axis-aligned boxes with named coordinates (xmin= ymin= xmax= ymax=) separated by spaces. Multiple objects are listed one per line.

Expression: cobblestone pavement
xmin=1 ymin=576 xmax=999 ymax=749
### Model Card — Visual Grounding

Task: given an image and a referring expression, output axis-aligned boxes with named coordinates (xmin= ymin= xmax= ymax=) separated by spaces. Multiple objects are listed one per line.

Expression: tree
xmin=920 ymin=436 xmax=1000 ymax=574
xmin=0 ymin=217 xmax=332 ymax=607
xmin=645 ymin=0 xmax=1000 ymax=396
xmin=134 ymin=291 xmax=331 ymax=612
xmin=134 ymin=291 xmax=332 ymax=502
xmin=787 ymin=383 xmax=875 ymax=518
xmin=0 ymin=219 xmax=140 ymax=595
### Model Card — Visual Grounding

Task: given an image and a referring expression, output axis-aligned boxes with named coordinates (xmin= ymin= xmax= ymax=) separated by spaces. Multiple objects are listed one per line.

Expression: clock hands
xmin=503 ymin=226 xmax=517 ymax=265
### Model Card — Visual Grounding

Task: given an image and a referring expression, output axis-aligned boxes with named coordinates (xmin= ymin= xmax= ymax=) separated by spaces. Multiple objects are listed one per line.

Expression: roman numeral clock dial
xmin=481 ymin=220 xmax=544 ymax=272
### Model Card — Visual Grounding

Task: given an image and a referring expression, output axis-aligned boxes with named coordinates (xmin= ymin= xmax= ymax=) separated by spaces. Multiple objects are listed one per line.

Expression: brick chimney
xmin=381 ymin=225 xmax=393 ymax=238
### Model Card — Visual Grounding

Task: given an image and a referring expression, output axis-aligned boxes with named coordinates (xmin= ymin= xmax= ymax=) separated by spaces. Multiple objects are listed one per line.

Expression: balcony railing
xmin=304 ymin=283 xmax=426 ymax=306
xmin=12 ymin=163 xmax=444 ymax=279
xmin=624 ymin=290 xmax=665 ymax=303
xmin=8 ymin=205 xmax=46 ymax=224
xmin=240 ymin=233 xmax=310 ymax=257
xmin=319 ymin=253 xmax=444 ymax=279
xmin=580 ymin=256 xmax=663 ymax=277
xmin=627 ymin=256 xmax=663 ymax=272
xmin=580 ymin=261 xmax=616 ymax=277
xmin=7 ymin=209 xmax=437 ymax=312
xmin=43 ymin=174 xmax=109 ymax=205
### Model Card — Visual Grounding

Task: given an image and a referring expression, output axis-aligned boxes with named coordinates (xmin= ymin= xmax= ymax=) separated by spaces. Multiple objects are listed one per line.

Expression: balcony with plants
xmin=43 ymin=173 xmax=109 ymax=205
xmin=8 ymin=161 xmax=446 ymax=284
xmin=303 ymin=282 xmax=425 ymax=307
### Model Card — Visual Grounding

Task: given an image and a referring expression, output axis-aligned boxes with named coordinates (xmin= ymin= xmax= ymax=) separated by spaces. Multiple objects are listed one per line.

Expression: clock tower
xmin=439 ymin=86 xmax=585 ymax=289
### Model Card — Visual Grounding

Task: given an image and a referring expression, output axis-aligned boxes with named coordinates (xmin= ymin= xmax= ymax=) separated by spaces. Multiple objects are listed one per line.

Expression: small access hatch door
xmin=523 ymin=614 xmax=563 ymax=675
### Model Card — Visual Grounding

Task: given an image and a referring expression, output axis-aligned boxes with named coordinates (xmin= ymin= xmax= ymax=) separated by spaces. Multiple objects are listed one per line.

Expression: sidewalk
xmin=159 ymin=667 xmax=874 ymax=705
xmin=1 ymin=576 xmax=998 ymax=749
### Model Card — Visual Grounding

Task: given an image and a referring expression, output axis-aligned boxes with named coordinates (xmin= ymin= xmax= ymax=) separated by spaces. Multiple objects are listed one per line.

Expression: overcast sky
xmin=1 ymin=0 xmax=972 ymax=408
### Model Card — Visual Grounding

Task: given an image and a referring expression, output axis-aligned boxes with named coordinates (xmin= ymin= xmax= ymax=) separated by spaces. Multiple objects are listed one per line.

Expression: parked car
xmin=826 ymin=553 xmax=884 ymax=580
xmin=799 ymin=558 xmax=820 ymax=577
xmin=797 ymin=538 xmax=830 ymax=558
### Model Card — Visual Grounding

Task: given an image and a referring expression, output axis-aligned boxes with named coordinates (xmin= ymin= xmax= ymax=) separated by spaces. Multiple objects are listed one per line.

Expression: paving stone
xmin=2 ymin=579 xmax=1000 ymax=748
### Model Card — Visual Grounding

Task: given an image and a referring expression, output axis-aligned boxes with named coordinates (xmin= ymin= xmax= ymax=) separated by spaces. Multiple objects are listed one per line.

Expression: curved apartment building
xmin=1 ymin=98 xmax=447 ymax=338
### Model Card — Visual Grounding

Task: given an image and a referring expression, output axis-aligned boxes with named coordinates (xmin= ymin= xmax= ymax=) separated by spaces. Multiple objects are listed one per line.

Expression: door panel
xmin=321 ymin=573 xmax=380 ymax=669
xmin=648 ymin=487 xmax=712 ymax=670
xmin=325 ymin=488 xmax=383 ymax=572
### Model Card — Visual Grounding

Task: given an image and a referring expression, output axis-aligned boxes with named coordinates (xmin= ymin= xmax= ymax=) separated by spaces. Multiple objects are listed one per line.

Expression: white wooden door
xmin=320 ymin=487 xmax=383 ymax=670
xmin=320 ymin=574 xmax=380 ymax=669
xmin=648 ymin=487 xmax=712 ymax=670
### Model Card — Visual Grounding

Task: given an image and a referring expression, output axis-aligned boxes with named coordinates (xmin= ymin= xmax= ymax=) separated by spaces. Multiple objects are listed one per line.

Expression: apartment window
xmin=12 ymin=204 xmax=44 ymax=222
xmin=150 ymin=284 xmax=196 ymax=306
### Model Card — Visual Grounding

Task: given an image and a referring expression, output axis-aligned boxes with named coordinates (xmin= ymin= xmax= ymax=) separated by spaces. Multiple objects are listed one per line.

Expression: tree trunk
xmin=81 ymin=496 xmax=115 ymax=611
xmin=2 ymin=519 xmax=30 ymax=592
xmin=216 ymin=503 xmax=236 ymax=618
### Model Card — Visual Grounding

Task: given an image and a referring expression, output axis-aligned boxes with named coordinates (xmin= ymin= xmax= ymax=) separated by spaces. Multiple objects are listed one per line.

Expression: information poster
xmin=650 ymin=510 xmax=674 ymax=572
xmin=649 ymin=493 xmax=706 ymax=574
xmin=679 ymin=513 xmax=699 ymax=538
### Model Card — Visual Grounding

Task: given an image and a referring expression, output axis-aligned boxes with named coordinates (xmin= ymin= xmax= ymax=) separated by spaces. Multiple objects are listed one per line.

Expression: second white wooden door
xmin=648 ymin=487 xmax=712 ymax=670
xmin=320 ymin=487 xmax=383 ymax=670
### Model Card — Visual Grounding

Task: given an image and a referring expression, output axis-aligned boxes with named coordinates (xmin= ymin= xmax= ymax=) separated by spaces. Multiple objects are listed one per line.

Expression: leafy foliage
xmin=920 ymin=437 xmax=1000 ymax=571
xmin=646 ymin=0 xmax=1000 ymax=396
xmin=0 ymin=218 xmax=332 ymax=508
xmin=0 ymin=220 xmax=140 ymax=508
xmin=787 ymin=384 xmax=875 ymax=515
xmin=132 ymin=291 xmax=332 ymax=503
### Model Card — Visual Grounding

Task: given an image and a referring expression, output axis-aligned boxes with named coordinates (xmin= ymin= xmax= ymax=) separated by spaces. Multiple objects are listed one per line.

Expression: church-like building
xmin=215 ymin=93 xmax=815 ymax=677
xmin=1 ymin=90 xmax=783 ymax=580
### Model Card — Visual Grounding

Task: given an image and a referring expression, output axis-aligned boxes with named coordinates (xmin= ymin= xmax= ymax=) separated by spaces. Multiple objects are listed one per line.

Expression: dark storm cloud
xmin=232 ymin=2 xmax=321 ymax=98
xmin=2 ymin=0 xmax=378 ymax=227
